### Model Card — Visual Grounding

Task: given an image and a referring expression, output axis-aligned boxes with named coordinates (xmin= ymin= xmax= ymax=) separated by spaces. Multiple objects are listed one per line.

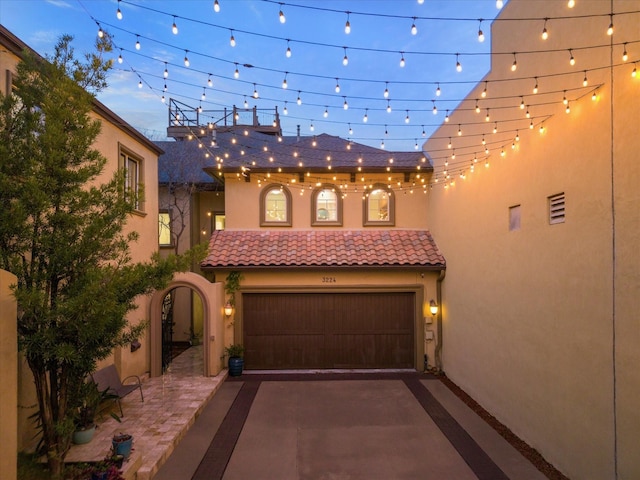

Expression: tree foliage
xmin=0 ymin=34 xmax=195 ymax=476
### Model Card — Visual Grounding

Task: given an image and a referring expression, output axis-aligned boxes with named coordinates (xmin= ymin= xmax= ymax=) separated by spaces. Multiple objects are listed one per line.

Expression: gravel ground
xmin=439 ymin=374 xmax=570 ymax=480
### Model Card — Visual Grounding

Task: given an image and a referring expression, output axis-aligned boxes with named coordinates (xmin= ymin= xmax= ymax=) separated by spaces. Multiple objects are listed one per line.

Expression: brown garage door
xmin=243 ymin=292 xmax=415 ymax=369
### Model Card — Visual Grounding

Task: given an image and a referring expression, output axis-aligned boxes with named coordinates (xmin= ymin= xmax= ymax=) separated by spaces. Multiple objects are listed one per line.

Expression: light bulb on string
xmin=253 ymin=83 xmax=259 ymax=99
xmin=563 ymin=91 xmax=568 ymax=105
xmin=343 ymin=47 xmax=349 ymax=66
xmin=568 ymin=0 xmax=575 ymax=7
xmin=632 ymin=63 xmax=637 ymax=78
xmin=138 ymin=79 xmax=143 ymax=89
xmin=279 ymin=4 xmax=286 ymax=23
xmin=363 ymin=109 xmax=368 ymax=122
xmin=622 ymin=44 xmax=628 ymax=61
xmin=411 ymin=18 xmax=418 ymax=35
xmin=283 ymin=101 xmax=288 ymax=115
xmin=530 ymin=120 xmax=534 ymax=129
xmin=478 ymin=20 xmax=484 ymax=42
xmin=380 ymin=140 xmax=385 ymax=149
xmin=244 ymin=96 xmax=248 ymax=108
xmin=436 ymin=83 xmax=441 ymax=96
xmin=386 ymin=101 xmax=392 ymax=113
xmin=399 ymin=52 xmax=406 ymax=68
xmin=118 ymin=50 xmax=123 ymax=64
xmin=526 ymin=106 xmax=530 ymax=118
xmin=422 ymin=126 xmax=426 ymax=137
xmin=323 ymin=107 xmax=329 ymax=118
xmin=116 ymin=0 xmax=123 ymax=20
xmin=533 ymin=77 xmax=539 ymax=94
xmin=569 ymin=49 xmax=575 ymax=66
xmin=458 ymin=124 xmax=462 ymax=136
xmin=201 ymin=88 xmax=206 ymax=101
xmin=282 ymin=73 xmax=288 ymax=89
xmin=445 ymin=110 xmax=450 ymax=122
xmin=345 ymin=12 xmax=351 ymax=34
xmin=493 ymin=122 xmax=498 ymax=134
xmin=485 ymin=109 xmax=490 ymax=122
xmin=541 ymin=19 xmax=549 ymax=39
xmin=496 ymin=0 xmax=503 ymax=8
xmin=135 ymin=35 xmax=141 ymax=50
xmin=482 ymin=81 xmax=488 ymax=97
xmin=349 ymin=123 xmax=353 ymax=135
xmin=511 ymin=53 xmax=518 ymax=71
xmin=583 ymin=71 xmax=588 ymax=87
xmin=163 ymin=83 xmax=167 ymax=92
xmin=515 ymin=131 xmax=520 ymax=141
xmin=310 ymin=123 xmax=315 ymax=132
xmin=297 ymin=91 xmax=302 ymax=105
xmin=475 ymin=100 xmax=480 ymax=113
xmin=343 ymin=97 xmax=349 ymax=110
xmin=607 ymin=15 xmax=613 ymax=36
xmin=214 ymin=0 xmax=220 ymax=13
xmin=455 ymin=53 xmax=462 ymax=72
xmin=415 ymin=140 xmax=419 ymax=150
xmin=230 ymin=30 xmax=236 ymax=47
xmin=384 ymin=82 xmax=389 ymax=98
xmin=234 ymin=63 xmax=239 ymax=78
xmin=207 ymin=75 xmax=213 ymax=87
xmin=432 ymin=101 xmax=437 ymax=115
xmin=447 ymin=138 xmax=452 ymax=149
xmin=161 ymin=95 xmax=165 ymax=103
xmin=286 ymin=40 xmax=292 ymax=58
xmin=172 ymin=16 xmax=178 ymax=35
xmin=97 ymin=22 xmax=104 ymax=38
xmin=184 ymin=51 xmax=190 ymax=67
xmin=520 ymin=97 xmax=525 ymax=109
xmin=405 ymin=111 xmax=410 ymax=123
xmin=566 ymin=102 xmax=571 ymax=114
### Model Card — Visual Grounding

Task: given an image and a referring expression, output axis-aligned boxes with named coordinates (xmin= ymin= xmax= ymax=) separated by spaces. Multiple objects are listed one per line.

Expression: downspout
xmin=434 ymin=269 xmax=446 ymax=374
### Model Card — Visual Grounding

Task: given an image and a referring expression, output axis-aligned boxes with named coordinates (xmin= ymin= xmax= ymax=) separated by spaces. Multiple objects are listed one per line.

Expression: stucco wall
xmin=425 ymin=1 xmax=639 ymax=478
xmin=0 ymin=270 xmax=18 ymax=480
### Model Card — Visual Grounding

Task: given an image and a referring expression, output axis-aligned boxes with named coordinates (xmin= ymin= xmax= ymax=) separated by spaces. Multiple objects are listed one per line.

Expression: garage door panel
xmin=243 ymin=292 xmax=414 ymax=369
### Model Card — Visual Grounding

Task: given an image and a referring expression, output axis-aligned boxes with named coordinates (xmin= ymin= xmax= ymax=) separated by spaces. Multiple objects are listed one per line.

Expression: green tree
xmin=0 ymin=34 xmax=197 ymax=476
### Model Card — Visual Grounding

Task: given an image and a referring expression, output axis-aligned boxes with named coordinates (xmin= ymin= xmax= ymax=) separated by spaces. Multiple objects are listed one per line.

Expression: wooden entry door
xmin=243 ymin=292 xmax=415 ymax=369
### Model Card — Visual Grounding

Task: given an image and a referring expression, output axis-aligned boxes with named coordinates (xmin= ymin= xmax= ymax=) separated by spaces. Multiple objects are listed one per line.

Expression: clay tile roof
xmin=201 ymin=230 xmax=445 ymax=269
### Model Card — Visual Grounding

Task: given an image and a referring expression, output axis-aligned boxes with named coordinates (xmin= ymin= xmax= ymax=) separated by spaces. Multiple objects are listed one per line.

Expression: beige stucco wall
xmin=0 ymin=270 xmax=18 ymax=480
xmin=425 ymin=1 xmax=639 ymax=478
xmin=224 ymin=172 xmax=429 ymax=231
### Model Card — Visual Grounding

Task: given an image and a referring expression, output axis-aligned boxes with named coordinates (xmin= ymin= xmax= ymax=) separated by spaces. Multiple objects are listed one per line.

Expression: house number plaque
xmin=321 ymin=276 xmax=337 ymax=283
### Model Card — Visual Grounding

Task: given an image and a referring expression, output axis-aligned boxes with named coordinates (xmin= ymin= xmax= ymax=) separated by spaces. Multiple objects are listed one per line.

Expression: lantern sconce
xmin=429 ymin=299 xmax=438 ymax=316
xmin=224 ymin=301 xmax=233 ymax=317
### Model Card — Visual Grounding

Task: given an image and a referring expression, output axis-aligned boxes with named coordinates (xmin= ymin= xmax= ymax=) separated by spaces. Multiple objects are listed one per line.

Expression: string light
xmin=343 ymin=97 xmax=349 ymax=110
xmin=520 ymin=97 xmax=525 ymax=109
xmin=201 ymin=88 xmax=206 ymax=100
xmin=138 ymin=79 xmax=143 ymax=88
xmin=475 ymin=100 xmax=480 ymax=113
xmin=411 ymin=18 xmax=418 ymax=35
xmin=482 ymin=81 xmax=488 ymax=98
xmin=97 ymin=23 xmax=104 ymax=38
xmin=343 ymin=47 xmax=349 ymax=66
xmin=323 ymin=107 xmax=329 ymax=118
xmin=478 ymin=20 xmax=485 ymax=42
xmin=253 ymin=83 xmax=259 ymax=98
xmin=244 ymin=96 xmax=248 ymax=108
xmin=485 ymin=108 xmax=490 ymax=121
xmin=283 ymin=101 xmax=288 ymax=115
xmin=607 ymin=15 xmax=613 ymax=36
xmin=349 ymin=123 xmax=353 ymax=135
xmin=363 ymin=109 xmax=368 ymax=122
xmin=345 ymin=12 xmax=351 ymax=34
xmin=569 ymin=49 xmax=575 ymax=66
xmin=230 ymin=30 xmax=236 ymax=47
xmin=184 ymin=50 xmax=190 ymax=67
xmin=568 ymin=0 xmax=575 ymax=7
xmin=445 ymin=110 xmax=450 ymax=122
xmin=399 ymin=52 xmax=406 ymax=68
xmin=310 ymin=122 xmax=314 ymax=131
xmin=565 ymin=102 xmax=570 ymax=114
xmin=622 ymin=43 xmax=628 ymax=62
xmin=234 ymin=63 xmax=240 ymax=78
xmin=386 ymin=100 xmax=392 ymax=113
xmin=172 ymin=16 xmax=178 ymax=35
xmin=297 ymin=91 xmax=302 ymax=105
xmin=116 ymin=0 xmax=123 ymax=20
xmin=493 ymin=122 xmax=498 ymax=134
xmin=457 ymin=124 xmax=462 ymax=136
xmin=135 ymin=35 xmax=141 ymax=50
xmin=541 ymin=19 xmax=549 ymax=40
xmin=632 ymin=63 xmax=638 ymax=78
xmin=583 ymin=71 xmax=588 ymax=87
xmin=405 ymin=110 xmax=410 ymax=123
xmin=335 ymin=78 xmax=341 ymax=93
xmin=282 ymin=73 xmax=288 ymax=89
xmin=214 ymin=0 xmax=220 ymax=13
xmin=436 ymin=83 xmax=441 ymax=96
xmin=563 ymin=90 xmax=568 ymax=105
xmin=511 ymin=53 xmax=518 ymax=71
xmin=286 ymin=40 xmax=292 ymax=58
xmin=207 ymin=74 xmax=213 ymax=87
xmin=432 ymin=101 xmax=437 ymax=115
xmin=422 ymin=126 xmax=426 ymax=137
xmin=279 ymin=4 xmax=286 ymax=24
xmin=456 ymin=53 xmax=462 ymax=72
xmin=496 ymin=0 xmax=503 ymax=8
xmin=118 ymin=50 xmax=123 ymax=64
xmin=533 ymin=77 xmax=539 ymax=94
xmin=384 ymin=82 xmax=389 ymax=98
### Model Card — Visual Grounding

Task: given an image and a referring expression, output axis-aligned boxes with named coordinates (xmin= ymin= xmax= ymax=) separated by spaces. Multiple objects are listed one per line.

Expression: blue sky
xmin=0 ymin=0 xmax=505 ymax=150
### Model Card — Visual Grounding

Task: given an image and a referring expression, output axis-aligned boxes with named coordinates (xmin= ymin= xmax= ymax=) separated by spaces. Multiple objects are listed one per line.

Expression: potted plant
xmin=72 ymin=381 xmax=104 ymax=445
xmin=225 ymin=344 xmax=245 ymax=376
xmin=112 ymin=433 xmax=134 ymax=460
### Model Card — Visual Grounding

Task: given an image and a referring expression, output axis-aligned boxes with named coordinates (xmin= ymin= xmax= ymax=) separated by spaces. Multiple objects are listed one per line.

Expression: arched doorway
xmin=149 ymin=272 xmax=224 ymax=377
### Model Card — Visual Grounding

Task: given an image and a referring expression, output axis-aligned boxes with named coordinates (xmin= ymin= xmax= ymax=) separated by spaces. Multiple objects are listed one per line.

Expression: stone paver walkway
xmin=66 ymin=346 xmax=226 ymax=480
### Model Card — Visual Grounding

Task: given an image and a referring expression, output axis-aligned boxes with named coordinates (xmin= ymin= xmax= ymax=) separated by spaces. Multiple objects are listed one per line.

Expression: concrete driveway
xmin=154 ymin=372 xmax=546 ymax=480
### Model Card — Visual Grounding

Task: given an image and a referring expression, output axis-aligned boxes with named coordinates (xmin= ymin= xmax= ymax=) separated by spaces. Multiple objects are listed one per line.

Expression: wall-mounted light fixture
xmin=429 ymin=299 xmax=438 ymax=316
xmin=224 ymin=301 xmax=233 ymax=317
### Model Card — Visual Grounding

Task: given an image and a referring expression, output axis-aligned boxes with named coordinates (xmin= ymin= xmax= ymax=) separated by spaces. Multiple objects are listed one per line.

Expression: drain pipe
xmin=434 ymin=269 xmax=446 ymax=374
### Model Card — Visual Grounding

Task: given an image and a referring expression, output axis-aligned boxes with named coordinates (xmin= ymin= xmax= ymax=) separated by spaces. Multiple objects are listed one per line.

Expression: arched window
xmin=260 ymin=184 xmax=292 ymax=226
xmin=363 ymin=184 xmax=395 ymax=226
xmin=312 ymin=185 xmax=342 ymax=226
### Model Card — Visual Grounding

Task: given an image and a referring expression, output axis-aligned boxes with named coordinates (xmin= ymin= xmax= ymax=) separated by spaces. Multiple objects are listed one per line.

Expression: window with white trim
xmin=548 ymin=193 xmax=565 ymax=225
xmin=159 ymin=210 xmax=172 ymax=246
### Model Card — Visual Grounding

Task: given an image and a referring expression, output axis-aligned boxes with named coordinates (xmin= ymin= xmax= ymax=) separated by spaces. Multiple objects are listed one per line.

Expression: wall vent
xmin=549 ymin=193 xmax=565 ymax=224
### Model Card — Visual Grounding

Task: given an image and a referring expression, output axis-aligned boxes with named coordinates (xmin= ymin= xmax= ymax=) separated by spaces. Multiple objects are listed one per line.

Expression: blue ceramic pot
xmin=112 ymin=434 xmax=133 ymax=459
xmin=228 ymin=357 xmax=244 ymax=376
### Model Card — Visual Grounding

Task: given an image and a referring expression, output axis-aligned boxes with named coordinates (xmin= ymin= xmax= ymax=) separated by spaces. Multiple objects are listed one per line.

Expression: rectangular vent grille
xmin=549 ymin=193 xmax=565 ymax=224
